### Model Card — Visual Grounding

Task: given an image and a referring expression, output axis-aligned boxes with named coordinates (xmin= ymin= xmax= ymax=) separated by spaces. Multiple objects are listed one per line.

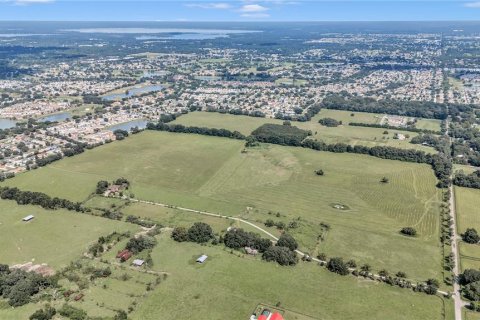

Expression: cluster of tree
xmin=318 ymin=118 xmax=342 ymax=127
xmin=274 ymin=104 xmax=322 ymax=122
xmin=400 ymin=227 xmax=417 ymax=237
xmin=159 ymin=113 xmax=179 ymax=123
xmin=463 ymin=228 xmax=480 ymax=244
xmin=29 ymin=305 xmax=56 ymax=320
xmin=460 ymin=269 xmax=480 ymax=301
xmin=212 ymin=108 xmax=266 ymax=119
xmin=113 ymin=129 xmax=129 ymax=141
xmin=36 ymin=153 xmax=62 ymax=167
xmin=95 ymin=180 xmax=109 ymax=194
xmin=58 ymin=304 xmax=88 ymax=320
xmin=251 ymin=123 xmax=309 ymax=146
xmin=321 ymin=94 xmax=449 ymax=120
xmin=0 ymin=171 xmax=15 ymax=182
xmin=82 ymin=94 xmax=103 ymax=105
xmin=349 ymin=122 xmax=440 ymax=134
xmin=0 ymin=265 xmax=57 ymax=307
xmin=261 ymin=233 xmax=299 ymax=266
xmin=125 ymin=215 xmax=159 ymax=228
xmin=171 ymin=222 xmax=215 ymax=244
xmin=223 ymin=228 xmax=272 ymax=252
xmin=410 ymin=134 xmax=450 ymax=153
xmin=89 ymin=267 xmax=112 ymax=281
xmin=147 ymin=122 xmax=245 ymax=140
xmin=454 ymin=171 xmax=480 ymax=189
xmin=88 ymin=231 xmax=131 ymax=257
xmin=264 ymin=219 xmax=286 ymax=230
xmin=0 ymin=187 xmax=83 ymax=212
xmin=262 ymin=246 xmax=298 ymax=266
xmin=125 ymin=235 xmax=157 ymax=254
xmin=327 ymin=257 xmax=350 ymax=275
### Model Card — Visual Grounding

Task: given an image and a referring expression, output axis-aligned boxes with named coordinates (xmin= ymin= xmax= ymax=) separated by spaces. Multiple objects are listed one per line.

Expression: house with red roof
xmin=256 ymin=311 xmax=284 ymax=320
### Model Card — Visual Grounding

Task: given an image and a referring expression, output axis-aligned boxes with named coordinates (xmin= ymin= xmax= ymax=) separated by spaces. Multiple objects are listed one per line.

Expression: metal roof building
xmin=196 ymin=255 xmax=208 ymax=263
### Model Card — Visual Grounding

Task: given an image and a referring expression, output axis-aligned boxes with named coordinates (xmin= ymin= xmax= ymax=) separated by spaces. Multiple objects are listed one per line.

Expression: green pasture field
xmin=131 ymin=232 xmax=449 ymax=320
xmin=416 ymin=119 xmax=442 ymax=132
xmin=455 ymin=187 xmax=480 ymax=234
xmin=3 ymin=131 xmax=443 ymax=280
xmin=455 ymin=187 xmax=480 ymax=271
xmin=0 ymin=199 xmax=138 ymax=269
xmin=172 ymin=111 xmax=437 ymax=153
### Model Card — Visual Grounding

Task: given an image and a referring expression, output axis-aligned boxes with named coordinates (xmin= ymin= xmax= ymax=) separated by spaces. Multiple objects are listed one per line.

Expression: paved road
xmin=450 ymin=185 xmax=468 ymax=319
xmin=445 ymin=115 xmax=467 ymax=320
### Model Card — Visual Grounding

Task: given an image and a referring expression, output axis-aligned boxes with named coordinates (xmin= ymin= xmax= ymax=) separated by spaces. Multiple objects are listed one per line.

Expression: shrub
xmin=327 ymin=257 xmax=350 ymax=276
xmin=276 ymin=233 xmax=298 ymax=251
xmin=171 ymin=227 xmax=189 ymax=242
xmin=187 ymin=222 xmax=214 ymax=243
xmin=463 ymin=228 xmax=480 ymax=244
xmin=400 ymin=227 xmax=417 ymax=237
xmin=262 ymin=246 xmax=298 ymax=266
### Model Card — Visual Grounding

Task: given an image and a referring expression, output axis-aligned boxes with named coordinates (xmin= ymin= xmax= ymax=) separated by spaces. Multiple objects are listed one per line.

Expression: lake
xmin=0 ymin=119 xmax=17 ymax=129
xmin=108 ymin=119 xmax=149 ymax=132
xmin=195 ymin=75 xmax=221 ymax=81
xmin=39 ymin=112 xmax=72 ymax=122
xmin=102 ymin=85 xmax=164 ymax=101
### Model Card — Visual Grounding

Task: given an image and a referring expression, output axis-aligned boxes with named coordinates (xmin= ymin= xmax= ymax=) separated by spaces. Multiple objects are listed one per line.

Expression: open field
xmin=131 ymin=232 xmax=448 ymax=320
xmin=416 ymin=118 xmax=442 ymax=132
xmin=455 ymin=187 xmax=480 ymax=271
xmin=0 ymin=199 xmax=138 ymax=269
xmin=3 ymin=131 xmax=443 ymax=280
xmin=172 ymin=111 xmax=437 ymax=153
xmin=455 ymin=187 xmax=480 ymax=234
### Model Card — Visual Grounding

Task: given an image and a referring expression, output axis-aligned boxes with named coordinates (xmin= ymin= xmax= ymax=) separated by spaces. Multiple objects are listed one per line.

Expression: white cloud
xmin=185 ymin=2 xmax=231 ymax=9
xmin=240 ymin=4 xmax=269 ymax=12
xmin=240 ymin=12 xmax=270 ymax=18
xmin=465 ymin=2 xmax=480 ymax=7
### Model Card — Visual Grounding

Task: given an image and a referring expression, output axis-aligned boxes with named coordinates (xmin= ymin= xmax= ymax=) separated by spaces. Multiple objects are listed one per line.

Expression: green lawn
xmin=0 ymin=199 xmax=138 ymax=269
xmin=3 ymin=131 xmax=443 ymax=281
xmin=131 ymin=232 xmax=448 ymax=320
xmin=416 ymin=119 xmax=442 ymax=132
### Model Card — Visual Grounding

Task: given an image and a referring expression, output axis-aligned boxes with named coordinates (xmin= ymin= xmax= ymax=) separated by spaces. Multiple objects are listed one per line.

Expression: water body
xmin=195 ymin=75 xmax=221 ymax=81
xmin=39 ymin=112 xmax=72 ymax=122
xmin=136 ymin=33 xmax=228 ymax=40
xmin=102 ymin=85 xmax=164 ymax=101
xmin=143 ymin=70 xmax=167 ymax=78
xmin=108 ymin=119 xmax=148 ymax=132
xmin=0 ymin=119 xmax=17 ymax=129
xmin=63 ymin=28 xmax=260 ymax=35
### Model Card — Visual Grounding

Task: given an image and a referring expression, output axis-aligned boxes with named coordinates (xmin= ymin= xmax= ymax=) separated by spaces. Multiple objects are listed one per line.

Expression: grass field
xmin=3 ymin=131 xmax=443 ymax=280
xmin=172 ymin=111 xmax=437 ymax=153
xmin=130 ymin=232 xmax=448 ymax=320
xmin=0 ymin=199 xmax=138 ymax=269
xmin=455 ymin=187 xmax=480 ymax=271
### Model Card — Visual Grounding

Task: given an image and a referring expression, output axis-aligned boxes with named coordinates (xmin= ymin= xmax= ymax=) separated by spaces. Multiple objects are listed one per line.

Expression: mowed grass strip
xmin=3 ymin=131 xmax=442 ymax=280
xmin=131 ymin=233 xmax=447 ymax=320
xmin=0 ymin=199 xmax=138 ymax=269
xmin=455 ymin=187 xmax=480 ymax=234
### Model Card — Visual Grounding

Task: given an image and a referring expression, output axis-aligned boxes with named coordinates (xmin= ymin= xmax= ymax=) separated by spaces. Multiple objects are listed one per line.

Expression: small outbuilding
xmin=132 ymin=259 xmax=144 ymax=267
xmin=196 ymin=255 xmax=208 ymax=264
xmin=22 ymin=215 xmax=34 ymax=222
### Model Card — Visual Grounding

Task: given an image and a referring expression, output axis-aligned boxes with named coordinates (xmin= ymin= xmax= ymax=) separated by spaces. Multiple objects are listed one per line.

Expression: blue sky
xmin=0 ymin=0 xmax=479 ymax=21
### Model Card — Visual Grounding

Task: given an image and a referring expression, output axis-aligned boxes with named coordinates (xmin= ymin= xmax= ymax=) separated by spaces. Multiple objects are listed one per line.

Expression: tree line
xmin=321 ymin=94 xmax=451 ymax=120
xmin=146 ymin=122 xmax=246 ymax=140
xmin=349 ymin=122 xmax=440 ymax=135
xmin=0 ymin=186 xmax=84 ymax=212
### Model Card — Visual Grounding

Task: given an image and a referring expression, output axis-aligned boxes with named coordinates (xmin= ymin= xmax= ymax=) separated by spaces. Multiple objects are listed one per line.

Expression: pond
xmin=38 ymin=112 xmax=72 ymax=122
xmin=0 ymin=118 xmax=17 ymax=129
xmin=102 ymin=85 xmax=164 ymax=101
xmin=108 ymin=119 xmax=149 ymax=132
